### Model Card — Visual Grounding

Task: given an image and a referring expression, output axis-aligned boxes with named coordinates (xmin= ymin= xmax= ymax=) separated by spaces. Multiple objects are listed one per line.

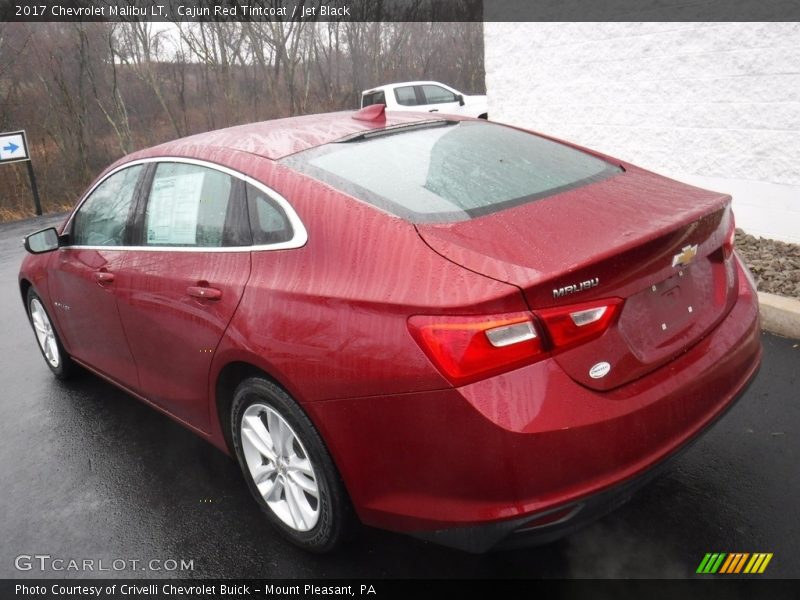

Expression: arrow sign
xmin=0 ymin=129 xmax=40 ymax=216
xmin=0 ymin=131 xmax=29 ymax=163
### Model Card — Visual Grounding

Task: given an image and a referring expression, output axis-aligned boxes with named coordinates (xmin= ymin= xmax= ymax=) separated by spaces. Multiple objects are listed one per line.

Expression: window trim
xmin=62 ymin=156 xmax=308 ymax=253
xmin=126 ymin=162 xmax=155 ymax=246
xmin=223 ymin=178 xmax=253 ymax=247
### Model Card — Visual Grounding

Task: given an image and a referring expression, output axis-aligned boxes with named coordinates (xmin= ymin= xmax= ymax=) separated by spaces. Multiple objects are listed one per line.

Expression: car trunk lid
xmin=415 ymin=166 xmax=738 ymax=391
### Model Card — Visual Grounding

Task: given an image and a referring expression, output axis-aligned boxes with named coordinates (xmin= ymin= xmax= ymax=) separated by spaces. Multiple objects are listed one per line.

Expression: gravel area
xmin=735 ymin=229 xmax=800 ymax=299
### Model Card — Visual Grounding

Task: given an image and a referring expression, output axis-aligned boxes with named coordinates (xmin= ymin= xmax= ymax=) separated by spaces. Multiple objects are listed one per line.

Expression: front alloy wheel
xmin=27 ymin=288 xmax=74 ymax=379
xmin=30 ymin=297 xmax=59 ymax=368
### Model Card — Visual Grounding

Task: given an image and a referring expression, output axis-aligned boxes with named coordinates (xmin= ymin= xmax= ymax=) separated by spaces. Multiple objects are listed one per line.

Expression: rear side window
xmin=394 ymin=86 xmax=418 ymax=106
xmin=362 ymin=91 xmax=385 ymax=107
xmin=144 ymin=163 xmax=234 ymax=247
xmin=72 ymin=165 xmax=143 ymax=246
xmin=283 ymin=121 xmax=622 ymax=223
xmin=247 ymin=183 xmax=293 ymax=245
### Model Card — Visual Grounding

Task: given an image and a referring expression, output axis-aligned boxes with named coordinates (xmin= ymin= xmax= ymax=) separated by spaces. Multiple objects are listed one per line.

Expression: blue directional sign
xmin=0 ymin=130 xmax=30 ymax=164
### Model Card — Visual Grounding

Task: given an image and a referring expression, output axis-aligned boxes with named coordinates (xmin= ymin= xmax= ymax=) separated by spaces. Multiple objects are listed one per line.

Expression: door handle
xmin=428 ymin=109 xmax=439 ymax=112
xmin=95 ymin=271 xmax=115 ymax=285
xmin=186 ymin=286 xmax=222 ymax=301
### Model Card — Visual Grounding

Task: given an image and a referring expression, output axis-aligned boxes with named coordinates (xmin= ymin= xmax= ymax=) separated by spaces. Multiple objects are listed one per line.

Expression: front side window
xmin=421 ymin=85 xmax=457 ymax=104
xmin=394 ymin=86 xmax=418 ymax=106
xmin=144 ymin=163 xmax=233 ymax=247
xmin=283 ymin=121 xmax=622 ymax=223
xmin=71 ymin=165 xmax=143 ymax=246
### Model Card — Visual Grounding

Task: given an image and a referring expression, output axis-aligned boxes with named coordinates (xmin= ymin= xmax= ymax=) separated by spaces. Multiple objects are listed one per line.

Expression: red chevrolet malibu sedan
xmin=19 ymin=106 xmax=761 ymax=552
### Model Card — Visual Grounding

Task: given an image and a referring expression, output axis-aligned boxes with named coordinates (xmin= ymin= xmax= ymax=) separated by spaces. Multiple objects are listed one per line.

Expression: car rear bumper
xmin=410 ymin=359 xmax=759 ymax=552
xmin=304 ymin=261 xmax=762 ymax=550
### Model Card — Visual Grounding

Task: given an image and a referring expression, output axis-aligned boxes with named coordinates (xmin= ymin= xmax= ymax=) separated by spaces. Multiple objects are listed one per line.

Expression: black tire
xmin=26 ymin=288 xmax=75 ymax=380
xmin=231 ymin=377 xmax=355 ymax=552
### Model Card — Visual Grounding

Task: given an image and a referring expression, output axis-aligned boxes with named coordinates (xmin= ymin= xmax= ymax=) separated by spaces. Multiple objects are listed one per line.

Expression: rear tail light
xmin=537 ymin=298 xmax=623 ymax=352
xmin=723 ymin=211 xmax=736 ymax=259
xmin=485 ymin=321 xmax=537 ymax=347
xmin=569 ymin=306 xmax=608 ymax=327
xmin=408 ymin=313 xmax=543 ymax=386
xmin=737 ymin=251 xmax=758 ymax=291
xmin=409 ymin=298 xmax=622 ymax=385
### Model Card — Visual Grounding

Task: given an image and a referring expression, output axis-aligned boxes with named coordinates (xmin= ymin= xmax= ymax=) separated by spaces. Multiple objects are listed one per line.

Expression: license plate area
xmin=650 ymin=269 xmax=697 ymax=334
xmin=618 ymin=258 xmax=719 ymax=362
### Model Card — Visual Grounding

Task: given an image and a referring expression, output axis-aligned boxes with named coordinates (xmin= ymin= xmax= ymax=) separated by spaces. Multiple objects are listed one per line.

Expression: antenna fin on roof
xmin=352 ymin=104 xmax=386 ymax=122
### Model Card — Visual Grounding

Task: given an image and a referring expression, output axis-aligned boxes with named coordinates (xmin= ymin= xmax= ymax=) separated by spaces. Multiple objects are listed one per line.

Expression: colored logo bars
xmin=696 ymin=552 xmax=773 ymax=574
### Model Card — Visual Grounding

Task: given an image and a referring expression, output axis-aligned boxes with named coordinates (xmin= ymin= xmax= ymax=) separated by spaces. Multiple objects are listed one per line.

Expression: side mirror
xmin=456 ymin=94 xmax=465 ymax=106
xmin=24 ymin=227 xmax=61 ymax=254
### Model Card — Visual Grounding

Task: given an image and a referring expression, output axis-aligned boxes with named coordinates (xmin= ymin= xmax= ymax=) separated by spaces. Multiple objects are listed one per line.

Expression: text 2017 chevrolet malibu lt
xmin=19 ymin=105 xmax=761 ymax=552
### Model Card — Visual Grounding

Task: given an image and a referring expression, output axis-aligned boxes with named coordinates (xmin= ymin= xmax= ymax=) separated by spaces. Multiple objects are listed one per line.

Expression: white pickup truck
xmin=361 ymin=81 xmax=488 ymax=119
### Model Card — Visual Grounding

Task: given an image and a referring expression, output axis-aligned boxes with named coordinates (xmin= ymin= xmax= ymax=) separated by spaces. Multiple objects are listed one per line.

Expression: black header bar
xmin=1 ymin=0 xmax=799 ymax=22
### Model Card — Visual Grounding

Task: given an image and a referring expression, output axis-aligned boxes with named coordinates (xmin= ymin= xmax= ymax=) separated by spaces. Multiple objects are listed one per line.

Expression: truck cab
xmin=361 ymin=81 xmax=488 ymax=119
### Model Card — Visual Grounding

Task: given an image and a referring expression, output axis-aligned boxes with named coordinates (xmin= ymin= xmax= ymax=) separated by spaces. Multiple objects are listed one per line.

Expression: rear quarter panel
xmin=210 ymin=161 xmax=528 ymax=406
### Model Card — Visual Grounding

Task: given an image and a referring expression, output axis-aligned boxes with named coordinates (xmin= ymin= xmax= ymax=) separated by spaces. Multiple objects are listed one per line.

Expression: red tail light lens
xmin=723 ymin=211 xmax=736 ymax=259
xmin=409 ymin=299 xmax=623 ymax=385
xmin=408 ymin=313 xmax=544 ymax=386
xmin=537 ymin=298 xmax=623 ymax=352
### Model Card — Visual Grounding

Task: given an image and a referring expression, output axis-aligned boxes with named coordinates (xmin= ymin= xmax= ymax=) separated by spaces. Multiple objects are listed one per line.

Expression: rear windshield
xmin=282 ymin=120 xmax=622 ymax=223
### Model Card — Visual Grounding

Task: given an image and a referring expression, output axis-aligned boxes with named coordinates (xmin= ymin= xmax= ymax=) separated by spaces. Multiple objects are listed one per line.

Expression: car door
xmin=114 ymin=160 xmax=252 ymax=431
xmin=419 ymin=84 xmax=462 ymax=115
xmin=48 ymin=164 xmax=144 ymax=389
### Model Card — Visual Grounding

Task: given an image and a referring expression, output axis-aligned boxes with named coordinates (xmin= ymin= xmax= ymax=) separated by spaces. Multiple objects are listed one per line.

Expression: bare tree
xmin=0 ymin=19 xmax=485 ymax=218
xmin=117 ymin=22 xmax=186 ymax=138
xmin=85 ymin=23 xmax=134 ymax=155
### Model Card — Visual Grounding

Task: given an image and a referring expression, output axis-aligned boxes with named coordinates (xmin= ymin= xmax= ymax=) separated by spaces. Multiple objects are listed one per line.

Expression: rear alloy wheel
xmin=231 ymin=377 xmax=353 ymax=552
xmin=242 ymin=403 xmax=321 ymax=531
xmin=27 ymin=288 xmax=74 ymax=379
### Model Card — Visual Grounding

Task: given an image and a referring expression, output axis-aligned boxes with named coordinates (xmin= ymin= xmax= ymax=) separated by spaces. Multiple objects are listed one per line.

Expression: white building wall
xmin=484 ymin=22 xmax=800 ymax=243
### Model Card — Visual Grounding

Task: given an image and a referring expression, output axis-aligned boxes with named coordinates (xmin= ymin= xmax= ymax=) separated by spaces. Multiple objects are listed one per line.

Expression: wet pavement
xmin=1 ymin=215 xmax=798 ymax=579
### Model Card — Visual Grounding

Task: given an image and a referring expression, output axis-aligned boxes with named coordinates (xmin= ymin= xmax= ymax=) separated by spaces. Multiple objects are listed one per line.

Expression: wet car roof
xmin=128 ymin=110 xmax=448 ymax=162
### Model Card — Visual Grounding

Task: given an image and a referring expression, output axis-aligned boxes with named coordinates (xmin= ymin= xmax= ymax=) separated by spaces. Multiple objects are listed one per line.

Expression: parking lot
xmin=1 ymin=215 xmax=798 ymax=579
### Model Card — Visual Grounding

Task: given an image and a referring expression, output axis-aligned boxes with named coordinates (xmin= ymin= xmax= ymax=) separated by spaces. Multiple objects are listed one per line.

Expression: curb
xmin=758 ymin=292 xmax=800 ymax=341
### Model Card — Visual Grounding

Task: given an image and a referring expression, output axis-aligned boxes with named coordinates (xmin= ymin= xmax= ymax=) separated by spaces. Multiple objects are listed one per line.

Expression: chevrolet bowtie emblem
xmin=672 ymin=244 xmax=698 ymax=268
